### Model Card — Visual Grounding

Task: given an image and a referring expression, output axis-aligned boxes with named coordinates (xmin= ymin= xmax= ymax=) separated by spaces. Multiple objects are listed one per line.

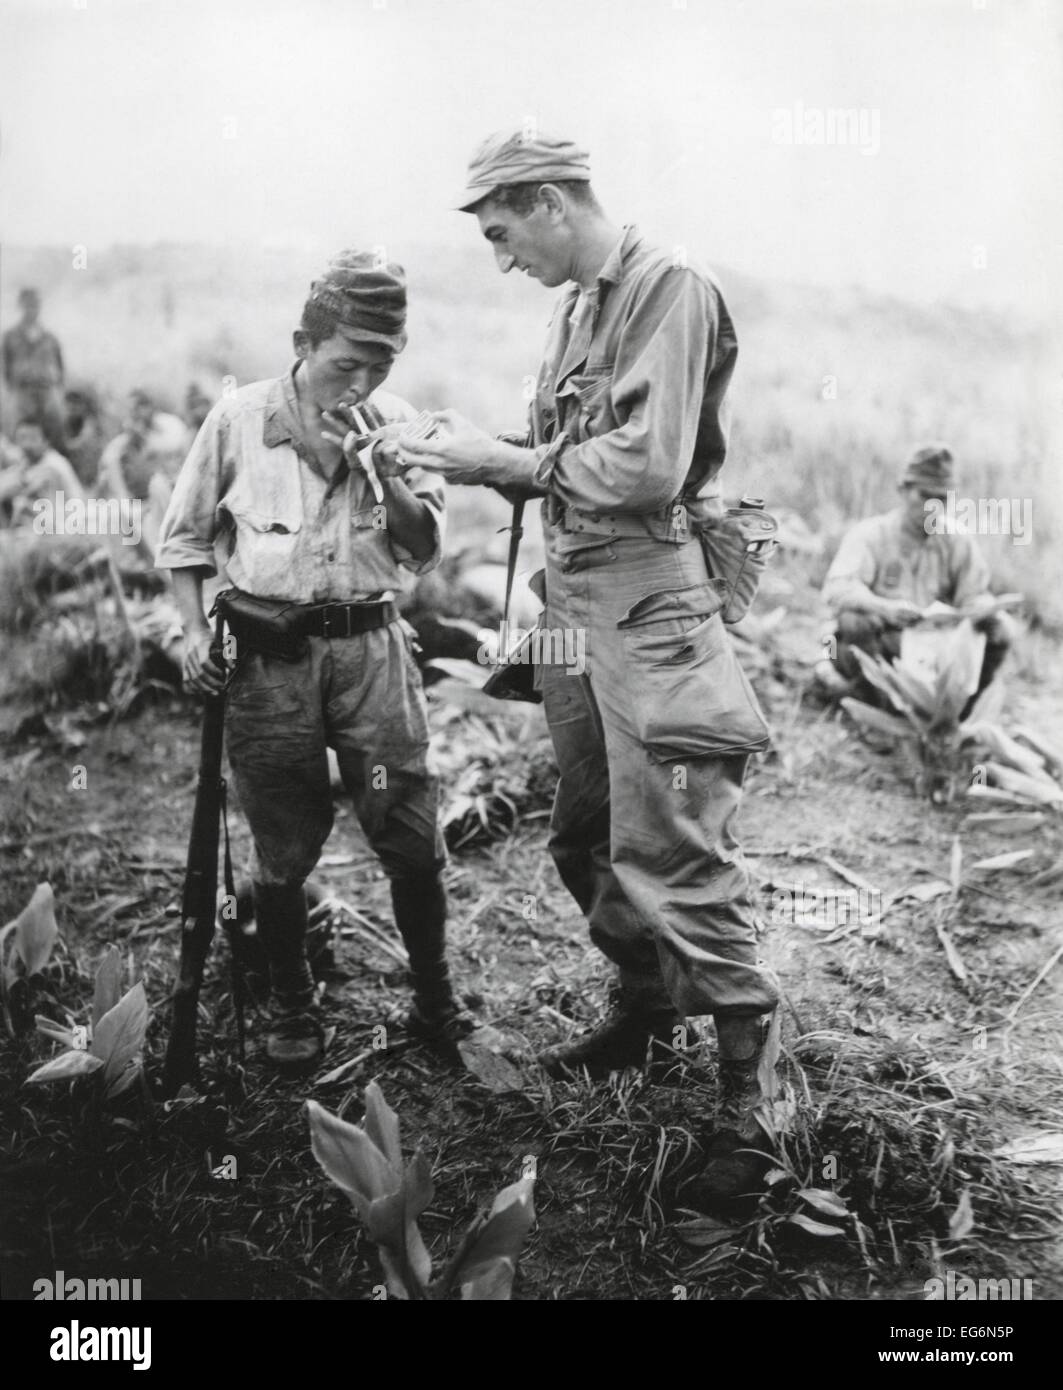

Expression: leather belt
xmin=299 ymin=599 xmax=397 ymax=638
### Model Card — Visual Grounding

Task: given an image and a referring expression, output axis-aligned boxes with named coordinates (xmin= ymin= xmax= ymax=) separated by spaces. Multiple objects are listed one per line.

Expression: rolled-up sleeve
xmin=533 ymin=269 xmax=715 ymax=514
xmin=388 ymin=464 xmax=446 ymax=575
xmin=155 ymin=405 xmax=229 ymax=572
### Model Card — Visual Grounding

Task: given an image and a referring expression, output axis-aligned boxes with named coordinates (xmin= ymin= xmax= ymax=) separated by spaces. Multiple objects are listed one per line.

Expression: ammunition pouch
xmin=214 ymin=589 xmax=309 ymax=661
xmin=694 ymin=505 xmax=779 ymax=624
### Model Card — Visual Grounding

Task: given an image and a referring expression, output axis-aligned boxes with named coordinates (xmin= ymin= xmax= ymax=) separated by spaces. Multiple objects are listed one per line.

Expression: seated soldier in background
xmin=817 ymin=444 xmax=1012 ymax=703
xmin=99 ymin=389 xmax=190 ymax=561
xmin=0 ymin=418 xmax=83 ymax=526
xmin=62 ymin=386 xmax=107 ymax=488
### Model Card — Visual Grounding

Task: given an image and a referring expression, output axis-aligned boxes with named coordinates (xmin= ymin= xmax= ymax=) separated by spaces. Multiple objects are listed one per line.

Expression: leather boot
xmin=538 ymin=986 xmax=688 ymax=1080
xmin=390 ymin=875 xmax=477 ymax=1054
xmin=683 ymin=1014 xmax=772 ymax=1208
xmin=253 ymin=881 xmax=323 ymax=1070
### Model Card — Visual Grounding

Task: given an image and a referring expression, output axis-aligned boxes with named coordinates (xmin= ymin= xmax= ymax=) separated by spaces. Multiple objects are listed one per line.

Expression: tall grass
xmin=2 ymin=243 xmax=1056 ymax=615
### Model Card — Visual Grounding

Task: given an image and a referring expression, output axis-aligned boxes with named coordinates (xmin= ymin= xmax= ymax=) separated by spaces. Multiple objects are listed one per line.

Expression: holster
xmin=213 ymin=588 xmax=308 ymax=661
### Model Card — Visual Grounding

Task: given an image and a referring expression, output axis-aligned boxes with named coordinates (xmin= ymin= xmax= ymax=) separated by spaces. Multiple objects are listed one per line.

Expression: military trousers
xmin=224 ymin=622 xmax=445 ymax=888
xmin=538 ymin=532 xmax=780 ymax=1019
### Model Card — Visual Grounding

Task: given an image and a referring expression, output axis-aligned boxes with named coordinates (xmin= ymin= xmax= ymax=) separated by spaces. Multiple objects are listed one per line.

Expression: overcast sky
xmin=2 ymin=0 xmax=1061 ymax=316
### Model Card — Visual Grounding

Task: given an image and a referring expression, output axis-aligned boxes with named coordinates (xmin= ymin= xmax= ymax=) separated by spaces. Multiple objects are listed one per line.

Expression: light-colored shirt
xmin=0 ymin=448 xmax=84 ymax=525
xmin=529 ymin=225 xmax=738 ymax=533
xmin=154 ymin=366 xmax=444 ymax=603
xmin=99 ymin=412 xmax=190 ymax=503
xmin=822 ymin=507 xmax=991 ymax=613
xmin=2 ymin=324 xmax=64 ymax=389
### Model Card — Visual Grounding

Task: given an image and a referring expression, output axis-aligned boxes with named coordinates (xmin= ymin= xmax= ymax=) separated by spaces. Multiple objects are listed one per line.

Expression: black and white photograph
xmin=1 ymin=0 xmax=1060 ymax=1344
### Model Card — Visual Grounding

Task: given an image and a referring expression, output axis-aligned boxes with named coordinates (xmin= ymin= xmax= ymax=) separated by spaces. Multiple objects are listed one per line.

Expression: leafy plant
xmin=1 ymin=882 xmax=59 ymax=1035
xmin=842 ymin=619 xmax=1063 ymax=807
xmin=307 ymin=1084 xmax=535 ymax=1300
xmin=29 ymin=945 xmax=149 ymax=1099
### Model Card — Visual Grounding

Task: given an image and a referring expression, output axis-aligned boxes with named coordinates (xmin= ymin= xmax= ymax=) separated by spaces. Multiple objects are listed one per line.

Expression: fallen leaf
xmin=786 ymin=1213 xmax=845 ymax=1238
xmin=797 ymin=1188 xmax=850 ymax=1219
xmin=457 ymin=1040 xmax=526 ymax=1093
xmin=948 ymin=1187 xmax=975 ymax=1240
xmin=994 ymin=1132 xmax=1063 ymax=1165
xmin=968 ymin=850 xmax=1035 ymax=872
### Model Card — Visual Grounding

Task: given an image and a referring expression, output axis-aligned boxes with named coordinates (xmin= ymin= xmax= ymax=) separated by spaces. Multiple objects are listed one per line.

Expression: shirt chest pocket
xmin=561 ymin=365 xmax=616 ymax=442
xmin=222 ymin=461 xmax=304 ymax=591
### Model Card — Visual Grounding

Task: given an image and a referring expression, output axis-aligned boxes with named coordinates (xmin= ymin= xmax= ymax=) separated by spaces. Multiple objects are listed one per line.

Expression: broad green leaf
xmin=797 ymin=1188 xmax=850 ymax=1219
xmin=934 ymin=621 xmax=985 ymax=723
xmin=27 ymin=1050 xmax=104 ymax=1084
xmin=460 ymin=1257 xmax=516 ymax=1301
xmin=675 ymin=1217 xmax=740 ymax=1248
xmin=455 ymin=1175 xmax=535 ymax=1295
xmin=985 ymin=761 xmax=1063 ymax=807
xmin=787 ymin=1213 xmax=845 ymax=1238
xmin=12 ymin=883 xmax=58 ymax=976
xmin=306 ymin=1099 xmax=399 ymax=1218
xmin=840 ymin=698 xmax=915 ymax=742
xmin=363 ymin=1080 xmax=402 ymax=1170
xmin=92 ymin=982 xmax=149 ymax=1098
xmin=362 ymin=1151 xmax=435 ymax=1299
xmin=92 ymin=946 xmax=124 ymax=1026
xmin=35 ymin=1014 xmax=76 ymax=1048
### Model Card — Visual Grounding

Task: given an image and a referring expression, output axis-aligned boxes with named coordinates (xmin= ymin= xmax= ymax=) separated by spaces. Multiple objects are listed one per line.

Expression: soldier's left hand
xmin=397 ymin=408 xmax=497 ymax=484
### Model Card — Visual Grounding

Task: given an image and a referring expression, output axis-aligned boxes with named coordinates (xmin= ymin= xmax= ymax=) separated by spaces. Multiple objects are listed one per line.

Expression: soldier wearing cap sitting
xmin=399 ymin=130 xmax=781 ymax=1208
xmin=156 ymin=251 xmax=481 ymax=1070
xmin=819 ymin=444 xmax=1013 ymax=705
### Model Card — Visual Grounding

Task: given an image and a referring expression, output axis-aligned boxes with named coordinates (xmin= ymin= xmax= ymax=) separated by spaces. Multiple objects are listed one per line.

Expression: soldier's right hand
xmin=182 ymin=628 xmax=226 ymax=696
xmin=882 ymin=598 xmax=923 ymax=627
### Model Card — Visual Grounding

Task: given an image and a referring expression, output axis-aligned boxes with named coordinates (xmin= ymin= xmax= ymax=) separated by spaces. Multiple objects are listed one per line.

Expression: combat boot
xmin=391 ymin=876 xmax=479 ymax=1058
xmin=254 ymin=881 xmax=324 ymax=1070
xmin=538 ymin=988 xmax=687 ymax=1080
xmin=683 ymin=1014 xmax=772 ymax=1208
xmin=266 ymin=995 xmax=325 ymax=1070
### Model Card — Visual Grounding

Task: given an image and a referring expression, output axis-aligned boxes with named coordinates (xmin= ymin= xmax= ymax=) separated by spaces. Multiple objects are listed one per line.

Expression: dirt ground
xmin=1 ymin=646 xmax=1061 ymax=1302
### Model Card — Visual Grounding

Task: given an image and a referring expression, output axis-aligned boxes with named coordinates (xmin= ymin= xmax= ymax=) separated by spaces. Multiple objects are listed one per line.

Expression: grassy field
xmin=2 ymin=241 xmax=1058 ymax=615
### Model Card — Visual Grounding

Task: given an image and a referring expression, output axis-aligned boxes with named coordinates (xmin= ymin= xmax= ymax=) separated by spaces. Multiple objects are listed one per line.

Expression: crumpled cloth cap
xmin=455 ymin=130 xmax=591 ymax=211
xmin=307 ymin=249 xmax=408 ymax=353
xmin=901 ymin=443 xmax=954 ymax=495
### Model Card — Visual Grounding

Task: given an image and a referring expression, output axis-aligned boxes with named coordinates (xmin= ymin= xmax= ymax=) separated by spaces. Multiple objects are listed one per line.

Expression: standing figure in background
xmin=2 ymin=288 xmax=66 ymax=449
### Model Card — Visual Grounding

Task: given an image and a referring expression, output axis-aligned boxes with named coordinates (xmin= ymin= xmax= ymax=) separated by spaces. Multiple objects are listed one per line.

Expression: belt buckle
xmin=321 ymin=606 xmax=349 ymax=639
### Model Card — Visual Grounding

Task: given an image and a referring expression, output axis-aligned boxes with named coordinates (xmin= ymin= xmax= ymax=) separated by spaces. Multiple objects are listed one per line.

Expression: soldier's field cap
xmin=307 ymin=249 xmax=408 ymax=354
xmin=901 ymin=443 xmax=954 ymax=497
xmin=455 ymin=130 xmax=591 ymax=211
